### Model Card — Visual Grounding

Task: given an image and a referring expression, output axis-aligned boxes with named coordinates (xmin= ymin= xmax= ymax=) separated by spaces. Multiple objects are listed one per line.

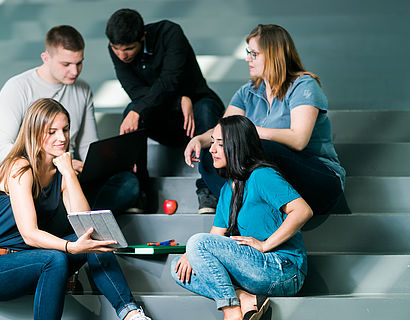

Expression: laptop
xmin=79 ymin=129 xmax=146 ymax=184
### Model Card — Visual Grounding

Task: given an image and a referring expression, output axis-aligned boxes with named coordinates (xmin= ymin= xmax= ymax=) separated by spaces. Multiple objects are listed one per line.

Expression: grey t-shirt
xmin=0 ymin=68 xmax=98 ymax=161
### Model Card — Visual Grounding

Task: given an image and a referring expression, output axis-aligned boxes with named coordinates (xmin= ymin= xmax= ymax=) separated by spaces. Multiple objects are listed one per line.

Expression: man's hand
xmin=120 ymin=110 xmax=140 ymax=135
xmin=71 ymin=159 xmax=84 ymax=175
xmin=181 ymin=96 xmax=195 ymax=138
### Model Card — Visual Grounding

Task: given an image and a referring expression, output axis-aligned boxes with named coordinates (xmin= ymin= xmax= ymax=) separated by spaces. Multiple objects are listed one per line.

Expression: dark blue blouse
xmin=0 ymin=171 xmax=62 ymax=249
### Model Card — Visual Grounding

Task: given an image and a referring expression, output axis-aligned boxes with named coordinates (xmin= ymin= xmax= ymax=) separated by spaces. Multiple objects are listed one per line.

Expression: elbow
xmin=292 ymin=138 xmax=309 ymax=152
xmin=21 ymin=233 xmax=38 ymax=248
xmin=306 ymin=207 xmax=314 ymax=220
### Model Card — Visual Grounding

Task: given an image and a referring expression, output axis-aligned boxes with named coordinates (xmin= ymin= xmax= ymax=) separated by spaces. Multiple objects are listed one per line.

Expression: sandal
xmin=242 ymin=295 xmax=270 ymax=320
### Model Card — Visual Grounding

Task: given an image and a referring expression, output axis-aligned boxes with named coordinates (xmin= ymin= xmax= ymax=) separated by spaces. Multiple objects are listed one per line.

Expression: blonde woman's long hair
xmin=0 ymin=98 xmax=70 ymax=198
xmin=246 ymin=24 xmax=320 ymax=101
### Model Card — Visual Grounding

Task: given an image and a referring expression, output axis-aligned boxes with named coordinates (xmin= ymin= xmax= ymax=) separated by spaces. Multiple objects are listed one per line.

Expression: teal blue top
xmin=229 ymin=75 xmax=345 ymax=187
xmin=213 ymin=167 xmax=307 ymax=275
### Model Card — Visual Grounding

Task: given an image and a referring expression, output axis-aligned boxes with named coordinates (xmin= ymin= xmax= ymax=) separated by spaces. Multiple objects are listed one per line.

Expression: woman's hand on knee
xmin=175 ymin=253 xmax=195 ymax=283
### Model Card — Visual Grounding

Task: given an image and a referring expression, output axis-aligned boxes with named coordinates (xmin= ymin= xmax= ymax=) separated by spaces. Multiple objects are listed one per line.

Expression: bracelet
xmin=65 ymin=240 xmax=71 ymax=254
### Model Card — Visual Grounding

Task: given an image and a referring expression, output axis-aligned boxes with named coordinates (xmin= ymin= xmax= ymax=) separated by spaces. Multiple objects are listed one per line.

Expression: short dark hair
xmin=45 ymin=25 xmax=84 ymax=52
xmin=105 ymin=8 xmax=144 ymax=45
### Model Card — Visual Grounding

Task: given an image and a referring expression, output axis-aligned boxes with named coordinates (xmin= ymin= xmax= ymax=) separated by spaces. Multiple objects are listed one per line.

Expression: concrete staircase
xmin=1 ymin=0 xmax=410 ymax=319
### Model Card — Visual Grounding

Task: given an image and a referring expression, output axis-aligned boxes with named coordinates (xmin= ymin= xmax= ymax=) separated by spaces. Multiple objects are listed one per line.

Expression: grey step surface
xmin=335 ymin=143 xmax=410 ymax=176
xmin=329 ymin=110 xmax=410 ymax=143
xmin=117 ymin=213 xmax=410 ymax=254
xmin=142 ymin=176 xmax=410 ymax=214
xmin=1 ymin=1 xmax=410 ymax=109
xmin=75 ymin=253 xmax=410 ymax=295
xmin=2 ymin=294 xmax=410 ymax=320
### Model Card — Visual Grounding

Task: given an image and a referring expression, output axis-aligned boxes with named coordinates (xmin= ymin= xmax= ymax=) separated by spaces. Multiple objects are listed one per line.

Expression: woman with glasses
xmin=0 ymin=98 xmax=151 ymax=320
xmin=173 ymin=115 xmax=312 ymax=320
xmin=184 ymin=24 xmax=345 ymax=215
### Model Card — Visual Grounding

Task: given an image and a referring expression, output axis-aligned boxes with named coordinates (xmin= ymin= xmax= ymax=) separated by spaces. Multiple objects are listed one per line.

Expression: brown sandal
xmin=242 ymin=295 xmax=269 ymax=320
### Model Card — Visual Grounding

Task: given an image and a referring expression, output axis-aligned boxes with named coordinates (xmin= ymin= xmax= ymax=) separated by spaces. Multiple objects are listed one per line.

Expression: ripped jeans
xmin=171 ymin=233 xmax=305 ymax=310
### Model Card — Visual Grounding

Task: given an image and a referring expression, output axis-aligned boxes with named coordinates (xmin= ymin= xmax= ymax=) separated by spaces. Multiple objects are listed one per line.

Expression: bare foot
xmin=222 ymin=305 xmax=242 ymax=320
xmin=235 ymin=289 xmax=257 ymax=316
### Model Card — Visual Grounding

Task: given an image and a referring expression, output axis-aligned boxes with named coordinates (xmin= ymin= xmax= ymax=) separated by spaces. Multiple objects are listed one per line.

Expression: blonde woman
xmin=0 ymin=98 xmax=150 ymax=320
xmin=185 ymin=24 xmax=346 ymax=215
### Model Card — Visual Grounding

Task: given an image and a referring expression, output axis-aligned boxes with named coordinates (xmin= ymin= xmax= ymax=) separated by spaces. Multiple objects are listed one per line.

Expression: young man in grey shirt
xmin=0 ymin=25 xmax=140 ymax=220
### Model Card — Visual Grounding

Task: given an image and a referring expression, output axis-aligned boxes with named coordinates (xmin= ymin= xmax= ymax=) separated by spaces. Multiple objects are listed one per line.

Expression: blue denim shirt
xmin=229 ymin=75 xmax=345 ymax=187
xmin=213 ymin=167 xmax=308 ymax=275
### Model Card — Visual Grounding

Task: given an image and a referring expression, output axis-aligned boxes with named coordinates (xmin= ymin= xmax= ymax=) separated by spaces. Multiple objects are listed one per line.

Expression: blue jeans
xmin=83 ymin=171 xmax=140 ymax=216
xmin=171 ymin=233 xmax=304 ymax=310
xmin=0 ymin=233 xmax=138 ymax=320
xmin=199 ymin=139 xmax=344 ymax=214
xmin=0 ymin=249 xmax=69 ymax=319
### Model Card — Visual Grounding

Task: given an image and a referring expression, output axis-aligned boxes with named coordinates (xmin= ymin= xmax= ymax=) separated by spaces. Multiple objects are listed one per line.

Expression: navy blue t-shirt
xmin=0 ymin=171 xmax=62 ymax=249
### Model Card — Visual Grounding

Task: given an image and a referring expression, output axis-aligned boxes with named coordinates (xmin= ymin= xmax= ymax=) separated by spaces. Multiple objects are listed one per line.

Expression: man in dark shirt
xmin=105 ymin=9 xmax=224 ymax=213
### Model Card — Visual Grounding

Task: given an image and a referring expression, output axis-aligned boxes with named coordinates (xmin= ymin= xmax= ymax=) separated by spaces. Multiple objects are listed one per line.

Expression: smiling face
xmin=110 ymin=40 xmax=143 ymax=63
xmin=209 ymin=124 xmax=227 ymax=169
xmin=246 ymin=37 xmax=265 ymax=78
xmin=41 ymin=46 xmax=84 ymax=85
xmin=41 ymin=113 xmax=70 ymax=159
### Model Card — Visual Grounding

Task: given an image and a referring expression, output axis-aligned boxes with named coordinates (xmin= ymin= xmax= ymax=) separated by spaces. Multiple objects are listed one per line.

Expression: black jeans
xmin=199 ymin=139 xmax=344 ymax=215
xmin=124 ymin=97 xmax=224 ymax=188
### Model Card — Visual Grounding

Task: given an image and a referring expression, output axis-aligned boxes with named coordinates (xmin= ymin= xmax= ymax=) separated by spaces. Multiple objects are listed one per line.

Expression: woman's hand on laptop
xmin=71 ymin=159 xmax=84 ymax=175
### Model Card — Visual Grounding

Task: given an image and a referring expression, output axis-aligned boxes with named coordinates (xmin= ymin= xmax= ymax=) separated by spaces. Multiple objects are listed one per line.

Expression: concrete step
xmin=140 ymin=176 xmax=410 ymax=214
xmin=336 ymin=143 xmax=410 ymax=176
xmin=329 ymin=110 xmax=410 ymax=143
xmin=117 ymin=213 xmax=410 ymax=254
xmin=344 ymin=177 xmax=410 ymax=213
xmin=2 ymin=293 xmax=410 ymax=320
xmin=77 ymin=253 xmax=410 ymax=296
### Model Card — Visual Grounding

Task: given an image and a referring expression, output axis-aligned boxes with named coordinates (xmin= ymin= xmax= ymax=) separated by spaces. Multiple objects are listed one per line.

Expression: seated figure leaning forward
xmin=172 ymin=115 xmax=313 ymax=320
xmin=0 ymin=98 xmax=151 ymax=320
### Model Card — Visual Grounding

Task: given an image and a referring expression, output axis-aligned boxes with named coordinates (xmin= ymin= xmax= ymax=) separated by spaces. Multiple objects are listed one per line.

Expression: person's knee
xmin=112 ymin=171 xmax=140 ymax=198
xmin=46 ymin=250 xmax=70 ymax=276
xmin=193 ymin=99 xmax=223 ymax=134
xmin=186 ymin=233 xmax=212 ymax=255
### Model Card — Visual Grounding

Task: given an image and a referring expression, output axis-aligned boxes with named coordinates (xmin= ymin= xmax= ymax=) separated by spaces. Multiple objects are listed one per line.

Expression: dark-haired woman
xmin=173 ymin=115 xmax=312 ymax=320
xmin=0 ymin=98 xmax=150 ymax=320
xmin=184 ymin=24 xmax=345 ymax=215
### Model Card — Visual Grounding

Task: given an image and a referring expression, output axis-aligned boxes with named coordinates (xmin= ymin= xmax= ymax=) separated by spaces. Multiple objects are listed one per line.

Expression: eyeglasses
xmin=246 ymin=48 xmax=259 ymax=60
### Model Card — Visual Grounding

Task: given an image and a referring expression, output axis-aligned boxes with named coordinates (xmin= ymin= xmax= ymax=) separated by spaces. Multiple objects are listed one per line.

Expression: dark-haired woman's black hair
xmin=216 ymin=115 xmax=279 ymax=236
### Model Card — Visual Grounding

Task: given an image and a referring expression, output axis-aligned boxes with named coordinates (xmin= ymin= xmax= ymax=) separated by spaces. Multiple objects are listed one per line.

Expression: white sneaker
xmin=129 ymin=307 xmax=152 ymax=320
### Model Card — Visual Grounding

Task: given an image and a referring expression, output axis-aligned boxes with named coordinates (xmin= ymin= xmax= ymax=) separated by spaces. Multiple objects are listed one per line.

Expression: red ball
xmin=163 ymin=200 xmax=178 ymax=214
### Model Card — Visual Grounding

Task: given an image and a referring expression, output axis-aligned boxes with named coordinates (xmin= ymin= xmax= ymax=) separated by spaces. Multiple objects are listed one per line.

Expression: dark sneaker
xmin=196 ymin=187 xmax=217 ymax=214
